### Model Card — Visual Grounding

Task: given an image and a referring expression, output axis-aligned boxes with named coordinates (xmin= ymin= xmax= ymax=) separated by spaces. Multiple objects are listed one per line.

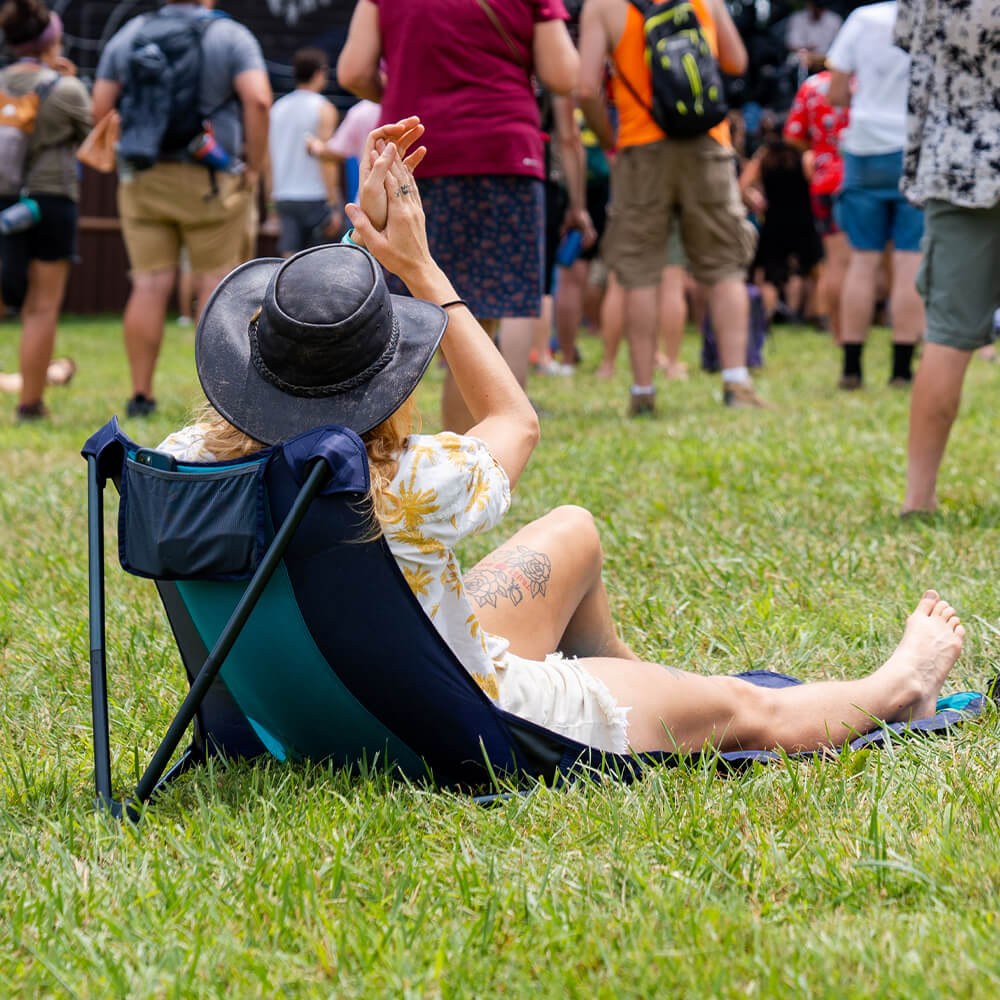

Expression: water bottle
xmin=0 ymin=197 xmax=41 ymax=235
xmin=188 ymin=124 xmax=232 ymax=171
xmin=555 ymin=228 xmax=583 ymax=269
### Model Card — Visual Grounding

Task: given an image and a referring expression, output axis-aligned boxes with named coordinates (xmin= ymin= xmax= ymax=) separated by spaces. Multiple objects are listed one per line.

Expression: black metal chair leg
xmin=87 ymin=456 xmax=114 ymax=812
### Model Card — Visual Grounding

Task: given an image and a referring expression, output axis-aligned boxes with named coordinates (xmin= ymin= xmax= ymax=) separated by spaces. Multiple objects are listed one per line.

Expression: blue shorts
xmin=835 ymin=151 xmax=924 ymax=252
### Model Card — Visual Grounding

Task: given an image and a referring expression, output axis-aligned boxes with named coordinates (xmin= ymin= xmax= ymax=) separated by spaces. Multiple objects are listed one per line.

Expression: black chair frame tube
xmin=88 ymin=456 xmax=331 ymax=820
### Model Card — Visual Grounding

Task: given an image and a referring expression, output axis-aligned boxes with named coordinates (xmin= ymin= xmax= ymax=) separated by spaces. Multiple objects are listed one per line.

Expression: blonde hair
xmin=193 ymin=396 xmax=420 ymax=531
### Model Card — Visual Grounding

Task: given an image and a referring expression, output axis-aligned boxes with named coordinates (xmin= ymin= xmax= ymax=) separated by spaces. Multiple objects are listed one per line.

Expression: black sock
xmin=892 ymin=343 xmax=915 ymax=381
xmin=843 ymin=343 xmax=863 ymax=378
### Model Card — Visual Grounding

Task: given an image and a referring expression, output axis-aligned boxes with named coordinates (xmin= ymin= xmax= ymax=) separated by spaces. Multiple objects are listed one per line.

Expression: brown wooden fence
xmin=65 ymin=168 xmax=278 ymax=315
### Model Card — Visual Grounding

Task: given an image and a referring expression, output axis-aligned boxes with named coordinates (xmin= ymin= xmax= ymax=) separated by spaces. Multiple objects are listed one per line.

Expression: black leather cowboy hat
xmin=195 ymin=243 xmax=447 ymax=445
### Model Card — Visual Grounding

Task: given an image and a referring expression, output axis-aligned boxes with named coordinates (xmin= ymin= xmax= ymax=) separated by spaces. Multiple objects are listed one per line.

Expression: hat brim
xmin=195 ymin=256 xmax=448 ymax=445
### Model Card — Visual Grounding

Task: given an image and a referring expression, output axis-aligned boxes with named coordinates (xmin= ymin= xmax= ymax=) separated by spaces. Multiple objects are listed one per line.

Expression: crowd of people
xmin=0 ymin=0 xmax=996 ymax=760
xmin=0 ymin=0 xmax=996 ymax=510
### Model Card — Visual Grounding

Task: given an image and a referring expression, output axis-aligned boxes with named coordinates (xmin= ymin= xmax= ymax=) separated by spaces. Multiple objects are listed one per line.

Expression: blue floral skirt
xmin=419 ymin=174 xmax=544 ymax=319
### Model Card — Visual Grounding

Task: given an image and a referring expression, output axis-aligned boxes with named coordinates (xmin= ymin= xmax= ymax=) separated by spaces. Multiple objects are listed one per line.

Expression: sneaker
xmin=837 ymin=374 xmax=863 ymax=391
xmin=628 ymin=392 xmax=656 ymax=417
xmin=176 ymin=315 xmax=193 ymax=327
xmin=45 ymin=357 xmax=76 ymax=386
xmin=126 ymin=393 xmax=157 ymax=418
xmin=887 ymin=375 xmax=912 ymax=389
xmin=723 ymin=380 xmax=771 ymax=408
xmin=16 ymin=401 xmax=49 ymax=422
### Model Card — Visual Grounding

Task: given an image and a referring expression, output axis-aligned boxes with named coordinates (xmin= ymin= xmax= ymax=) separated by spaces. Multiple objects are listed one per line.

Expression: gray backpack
xmin=0 ymin=70 xmax=59 ymax=197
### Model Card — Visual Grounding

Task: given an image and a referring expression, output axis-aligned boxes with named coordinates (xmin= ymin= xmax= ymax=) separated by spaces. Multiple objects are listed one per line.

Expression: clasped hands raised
xmin=344 ymin=116 xmax=439 ymax=287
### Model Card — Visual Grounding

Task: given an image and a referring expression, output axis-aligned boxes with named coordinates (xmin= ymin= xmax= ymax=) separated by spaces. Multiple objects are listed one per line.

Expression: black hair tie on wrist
xmin=439 ymin=299 xmax=469 ymax=310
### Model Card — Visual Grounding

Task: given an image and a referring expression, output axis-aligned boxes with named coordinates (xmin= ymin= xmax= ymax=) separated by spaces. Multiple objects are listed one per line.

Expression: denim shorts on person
xmin=918 ymin=198 xmax=1000 ymax=352
xmin=835 ymin=151 xmax=924 ymax=252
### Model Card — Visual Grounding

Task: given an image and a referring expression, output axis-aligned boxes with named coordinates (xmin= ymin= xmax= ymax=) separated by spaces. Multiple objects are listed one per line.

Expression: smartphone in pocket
xmin=134 ymin=448 xmax=178 ymax=471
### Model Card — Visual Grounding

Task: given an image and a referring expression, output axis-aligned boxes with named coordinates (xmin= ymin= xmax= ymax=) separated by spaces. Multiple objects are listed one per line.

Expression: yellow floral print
xmin=441 ymin=556 xmax=463 ymax=597
xmin=403 ymin=565 xmax=434 ymax=597
xmin=395 ymin=481 xmax=440 ymax=530
xmin=471 ymin=671 xmax=500 ymax=701
xmin=390 ymin=526 xmax=446 ymax=556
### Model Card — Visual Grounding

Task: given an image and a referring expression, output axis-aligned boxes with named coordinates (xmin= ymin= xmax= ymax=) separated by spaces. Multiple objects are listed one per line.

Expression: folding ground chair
xmin=83 ymin=418 xmax=993 ymax=818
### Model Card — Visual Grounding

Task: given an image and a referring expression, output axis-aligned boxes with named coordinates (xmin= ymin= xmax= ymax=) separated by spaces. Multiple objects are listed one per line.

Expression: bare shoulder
xmin=583 ymin=0 xmax=627 ymax=45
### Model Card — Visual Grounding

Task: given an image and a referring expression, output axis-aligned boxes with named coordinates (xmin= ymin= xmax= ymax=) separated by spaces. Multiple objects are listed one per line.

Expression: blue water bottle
xmin=0 ymin=197 xmax=41 ymax=235
xmin=555 ymin=228 xmax=583 ymax=269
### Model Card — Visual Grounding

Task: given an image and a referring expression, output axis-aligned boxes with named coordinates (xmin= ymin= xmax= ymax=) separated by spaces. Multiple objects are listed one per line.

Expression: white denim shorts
xmin=496 ymin=652 xmax=630 ymax=754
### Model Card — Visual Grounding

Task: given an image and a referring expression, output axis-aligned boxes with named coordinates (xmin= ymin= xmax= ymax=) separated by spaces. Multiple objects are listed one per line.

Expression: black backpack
xmin=117 ymin=10 xmax=224 ymax=171
xmin=617 ymin=0 xmax=728 ymax=140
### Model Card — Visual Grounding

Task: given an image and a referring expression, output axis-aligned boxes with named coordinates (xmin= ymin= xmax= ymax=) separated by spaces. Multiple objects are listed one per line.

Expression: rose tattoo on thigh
xmin=464 ymin=545 xmax=552 ymax=609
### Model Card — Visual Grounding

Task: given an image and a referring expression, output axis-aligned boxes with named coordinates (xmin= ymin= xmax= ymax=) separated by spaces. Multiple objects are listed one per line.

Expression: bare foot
xmin=879 ymin=590 xmax=965 ymax=721
xmin=663 ymin=359 xmax=689 ymax=381
xmin=595 ymin=361 xmax=616 ymax=380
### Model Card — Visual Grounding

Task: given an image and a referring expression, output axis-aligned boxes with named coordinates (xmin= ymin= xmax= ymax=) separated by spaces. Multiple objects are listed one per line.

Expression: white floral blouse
xmin=382 ymin=432 xmax=512 ymax=702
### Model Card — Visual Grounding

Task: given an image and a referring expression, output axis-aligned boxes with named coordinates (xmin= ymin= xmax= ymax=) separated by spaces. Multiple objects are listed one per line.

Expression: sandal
xmin=16 ymin=400 xmax=49 ymax=422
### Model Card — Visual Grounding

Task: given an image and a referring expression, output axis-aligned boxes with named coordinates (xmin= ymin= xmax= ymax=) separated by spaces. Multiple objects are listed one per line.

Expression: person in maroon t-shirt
xmin=338 ymin=0 xmax=578 ymax=431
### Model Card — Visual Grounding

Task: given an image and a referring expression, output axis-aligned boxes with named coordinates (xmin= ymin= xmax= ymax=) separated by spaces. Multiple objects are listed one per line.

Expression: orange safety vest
xmin=611 ymin=0 xmax=731 ymax=149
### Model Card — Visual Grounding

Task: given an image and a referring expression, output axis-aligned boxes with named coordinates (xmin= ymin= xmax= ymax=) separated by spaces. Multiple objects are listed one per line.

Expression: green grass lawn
xmin=2 ymin=315 xmax=1000 ymax=998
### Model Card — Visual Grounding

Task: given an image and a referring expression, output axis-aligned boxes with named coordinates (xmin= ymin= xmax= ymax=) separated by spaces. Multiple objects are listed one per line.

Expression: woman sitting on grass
xmin=159 ymin=117 xmax=966 ymax=758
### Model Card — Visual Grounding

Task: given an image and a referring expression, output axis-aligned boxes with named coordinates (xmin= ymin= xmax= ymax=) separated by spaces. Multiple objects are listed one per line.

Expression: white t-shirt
xmin=826 ymin=1 xmax=910 ymax=155
xmin=785 ymin=8 xmax=843 ymax=54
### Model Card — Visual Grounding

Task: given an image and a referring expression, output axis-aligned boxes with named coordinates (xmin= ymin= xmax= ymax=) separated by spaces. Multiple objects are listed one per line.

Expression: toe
xmin=917 ymin=590 xmax=939 ymax=615
xmin=955 ymin=624 xmax=967 ymax=640
xmin=931 ymin=599 xmax=950 ymax=619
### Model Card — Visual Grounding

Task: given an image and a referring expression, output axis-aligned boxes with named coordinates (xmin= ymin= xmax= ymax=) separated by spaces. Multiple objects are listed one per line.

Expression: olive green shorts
xmin=918 ymin=198 xmax=1000 ymax=352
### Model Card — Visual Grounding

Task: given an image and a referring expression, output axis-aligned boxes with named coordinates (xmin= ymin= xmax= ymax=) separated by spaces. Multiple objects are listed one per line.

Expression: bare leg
xmin=123 ymin=269 xmax=175 ymax=399
xmin=708 ymin=276 xmax=749 ymax=372
xmin=580 ymin=591 xmax=963 ymax=753
xmin=624 ymin=283 xmax=658 ymax=388
xmin=903 ymin=342 xmax=973 ymax=513
xmin=657 ymin=265 xmax=688 ymax=379
xmin=889 ymin=251 xmax=924 ymax=345
xmin=443 ymin=317 xmax=497 ymax=432
xmin=820 ymin=232 xmax=849 ymax=343
xmin=177 ymin=265 xmax=195 ymax=320
xmin=499 ymin=313 xmax=541 ymax=388
xmin=596 ymin=272 xmax=625 ymax=379
xmin=555 ymin=259 xmax=587 ymax=364
xmin=18 ymin=259 xmax=70 ymax=408
xmin=840 ymin=249 xmax=880 ymax=345
xmin=467 ymin=506 xmax=637 ymax=663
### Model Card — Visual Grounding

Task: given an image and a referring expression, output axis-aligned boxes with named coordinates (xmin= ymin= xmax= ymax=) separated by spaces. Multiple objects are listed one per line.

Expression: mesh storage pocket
xmin=120 ymin=457 xmax=267 ymax=580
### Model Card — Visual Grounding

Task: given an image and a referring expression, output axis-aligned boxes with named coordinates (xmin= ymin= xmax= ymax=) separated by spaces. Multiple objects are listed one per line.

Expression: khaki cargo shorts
xmin=603 ymin=136 xmax=756 ymax=287
xmin=118 ymin=161 xmax=253 ymax=275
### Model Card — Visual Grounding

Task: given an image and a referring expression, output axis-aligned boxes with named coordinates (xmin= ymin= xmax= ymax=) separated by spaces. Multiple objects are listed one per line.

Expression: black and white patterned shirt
xmin=894 ymin=0 xmax=1000 ymax=208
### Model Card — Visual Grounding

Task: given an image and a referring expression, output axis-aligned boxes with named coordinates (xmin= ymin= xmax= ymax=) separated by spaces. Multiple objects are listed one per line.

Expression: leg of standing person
xmin=16 ymin=258 xmax=70 ymax=416
xmin=838 ymin=249 xmax=880 ymax=387
xmin=554 ymin=258 xmax=588 ymax=370
xmin=657 ymin=264 xmax=689 ymax=379
xmin=123 ymin=269 xmax=176 ymax=412
xmin=596 ymin=269 xmax=624 ymax=379
xmin=903 ymin=199 xmax=1000 ymax=513
xmin=820 ymin=230 xmax=849 ymax=344
xmin=887 ymin=250 xmax=924 ymax=386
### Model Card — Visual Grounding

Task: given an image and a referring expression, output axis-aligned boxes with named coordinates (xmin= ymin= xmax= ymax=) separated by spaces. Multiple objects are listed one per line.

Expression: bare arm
xmin=577 ymin=0 xmax=616 ymax=150
xmin=826 ymin=68 xmax=851 ymax=108
xmin=235 ymin=68 xmax=272 ymax=176
xmin=532 ymin=19 xmax=579 ymax=96
xmin=91 ymin=79 xmax=121 ymax=123
xmin=709 ymin=0 xmax=748 ymax=76
xmin=337 ymin=0 xmax=384 ymax=102
xmin=552 ymin=94 xmax=596 ymax=246
xmin=346 ymin=146 xmax=539 ymax=488
xmin=316 ymin=99 xmax=343 ymax=210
